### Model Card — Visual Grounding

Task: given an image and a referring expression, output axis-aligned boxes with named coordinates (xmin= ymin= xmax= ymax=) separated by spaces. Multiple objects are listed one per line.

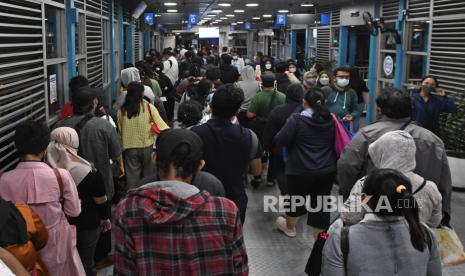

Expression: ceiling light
xmin=234 ymin=10 xmax=245 ymax=13
xmin=278 ymin=10 xmax=289 ymax=13
xmin=237 ymin=21 xmax=243 ymax=24
xmin=220 ymin=17 xmax=228 ymax=19
xmin=226 ymin=14 xmax=235 ymax=17
xmin=252 ymin=17 xmax=260 ymax=20
xmin=175 ymin=32 xmax=180 ymax=35
xmin=218 ymin=3 xmax=231 ymax=7
xmin=246 ymin=3 xmax=259 ymax=7
xmin=212 ymin=9 xmax=223 ymax=13
xmin=301 ymin=3 xmax=314 ymax=7
xmin=231 ymin=23 xmax=237 ymax=25
xmin=206 ymin=14 xmax=215 ymax=17
xmin=263 ymin=14 xmax=272 ymax=18
xmin=167 ymin=9 xmax=178 ymax=13
xmin=164 ymin=2 xmax=177 ymax=6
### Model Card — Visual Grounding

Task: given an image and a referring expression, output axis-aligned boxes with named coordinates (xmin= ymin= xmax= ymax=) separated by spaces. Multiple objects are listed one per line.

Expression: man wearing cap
xmin=114 ymin=129 xmax=248 ymax=275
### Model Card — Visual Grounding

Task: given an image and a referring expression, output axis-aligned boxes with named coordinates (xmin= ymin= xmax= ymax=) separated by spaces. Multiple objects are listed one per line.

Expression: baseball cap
xmin=155 ymin=129 xmax=204 ymax=162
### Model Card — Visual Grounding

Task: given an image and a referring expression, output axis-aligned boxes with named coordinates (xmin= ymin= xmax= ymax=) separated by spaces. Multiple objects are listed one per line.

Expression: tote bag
xmin=434 ymin=226 xmax=465 ymax=265
xmin=331 ymin=113 xmax=351 ymax=158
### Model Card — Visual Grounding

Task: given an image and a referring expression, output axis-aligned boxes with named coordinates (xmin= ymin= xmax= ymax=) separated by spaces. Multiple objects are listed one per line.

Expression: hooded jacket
xmin=337 ymin=117 xmax=452 ymax=220
xmin=238 ymin=66 xmax=261 ymax=111
xmin=274 ymin=112 xmax=336 ymax=175
xmin=219 ymin=63 xmax=239 ymax=84
xmin=114 ymin=181 xmax=248 ymax=276
xmin=340 ymin=131 xmax=442 ymax=227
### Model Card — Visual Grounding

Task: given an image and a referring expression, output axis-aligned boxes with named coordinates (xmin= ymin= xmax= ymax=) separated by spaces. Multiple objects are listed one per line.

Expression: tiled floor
xmin=98 ymin=184 xmax=465 ymax=276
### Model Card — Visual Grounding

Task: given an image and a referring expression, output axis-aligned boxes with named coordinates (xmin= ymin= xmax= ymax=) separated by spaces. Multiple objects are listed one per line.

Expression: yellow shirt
xmin=118 ymin=103 xmax=169 ymax=150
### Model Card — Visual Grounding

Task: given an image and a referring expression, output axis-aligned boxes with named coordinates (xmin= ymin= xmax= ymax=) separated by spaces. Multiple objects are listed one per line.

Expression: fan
xmin=363 ymin=11 xmax=378 ymax=36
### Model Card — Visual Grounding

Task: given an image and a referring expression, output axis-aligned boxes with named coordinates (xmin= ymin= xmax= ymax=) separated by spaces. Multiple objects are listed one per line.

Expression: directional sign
xmin=188 ymin=13 xmax=199 ymax=25
xmin=244 ymin=22 xmax=252 ymax=30
xmin=276 ymin=13 xmax=286 ymax=25
xmin=144 ymin=13 xmax=154 ymax=26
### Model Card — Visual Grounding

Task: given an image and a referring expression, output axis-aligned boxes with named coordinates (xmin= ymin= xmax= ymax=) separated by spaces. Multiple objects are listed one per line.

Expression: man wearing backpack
xmin=192 ymin=84 xmax=263 ymax=224
xmin=337 ymin=87 xmax=452 ymax=226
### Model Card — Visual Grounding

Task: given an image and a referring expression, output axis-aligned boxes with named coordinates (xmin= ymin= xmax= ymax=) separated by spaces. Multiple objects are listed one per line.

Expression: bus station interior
xmin=1 ymin=0 xmax=465 ymax=275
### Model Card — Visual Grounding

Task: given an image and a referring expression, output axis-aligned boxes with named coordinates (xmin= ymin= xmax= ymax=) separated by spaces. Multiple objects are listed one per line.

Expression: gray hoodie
xmin=340 ymin=130 xmax=442 ymax=227
xmin=237 ymin=66 xmax=261 ymax=111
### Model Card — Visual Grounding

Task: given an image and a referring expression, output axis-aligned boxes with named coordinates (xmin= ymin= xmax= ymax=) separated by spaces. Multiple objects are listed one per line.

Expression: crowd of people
xmin=0 ymin=46 xmax=459 ymax=275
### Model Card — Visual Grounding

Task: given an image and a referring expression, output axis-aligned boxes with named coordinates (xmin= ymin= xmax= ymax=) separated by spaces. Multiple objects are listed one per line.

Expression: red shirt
xmin=59 ymin=102 xmax=74 ymax=120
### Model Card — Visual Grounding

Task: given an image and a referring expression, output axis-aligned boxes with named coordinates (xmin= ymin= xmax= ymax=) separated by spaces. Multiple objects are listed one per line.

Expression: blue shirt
xmin=411 ymin=92 xmax=458 ymax=134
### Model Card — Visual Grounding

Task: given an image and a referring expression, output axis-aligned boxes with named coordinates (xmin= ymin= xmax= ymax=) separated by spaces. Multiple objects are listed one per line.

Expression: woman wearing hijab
xmin=340 ymin=130 xmax=443 ymax=227
xmin=47 ymin=127 xmax=111 ymax=276
xmin=0 ymin=120 xmax=84 ymax=276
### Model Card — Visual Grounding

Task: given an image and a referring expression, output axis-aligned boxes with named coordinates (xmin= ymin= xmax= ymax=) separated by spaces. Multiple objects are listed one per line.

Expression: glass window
xmin=45 ymin=7 xmax=58 ymax=59
xmin=408 ymin=21 xmax=429 ymax=52
xmin=406 ymin=55 xmax=425 ymax=80
xmin=381 ymin=23 xmax=397 ymax=50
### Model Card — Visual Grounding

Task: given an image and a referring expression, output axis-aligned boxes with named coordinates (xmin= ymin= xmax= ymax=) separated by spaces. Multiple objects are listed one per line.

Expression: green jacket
xmin=326 ymin=88 xmax=360 ymax=120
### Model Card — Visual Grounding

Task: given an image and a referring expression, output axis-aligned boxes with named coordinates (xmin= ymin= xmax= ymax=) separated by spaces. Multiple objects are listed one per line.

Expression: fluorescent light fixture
xmin=234 ymin=10 xmax=245 ymax=13
xmin=301 ymin=3 xmax=314 ymax=7
xmin=246 ymin=3 xmax=259 ymax=7
xmin=164 ymin=2 xmax=177 ymax=6
xmin=226 ymin=14 xmax=235 ymax=17
xmin=175 ymin=32 xmax=180 ymax=35
xmin=220 ymin=17 xmax=227 ymax=19
xmin=206 ymin=14 xmax=216 ymax=17
xmin=263 ymin=14 xmax=272 ymax=18
xmin=167 ymin=9 xmax=178 ymax=13
xmin=278 ymin=10 xmax=289 ymax=13
xmin=252 ymin=17 xmax=260 ymax=20
xmin=237 ymin=21 xmax=243 ymax=24
xmin=212 ymin=9 xmax=223 ymax=13
xmin=231 ymin=23 xmax=237 ymax=25
xmin=218 ymin=3 xmax=231 ymax=7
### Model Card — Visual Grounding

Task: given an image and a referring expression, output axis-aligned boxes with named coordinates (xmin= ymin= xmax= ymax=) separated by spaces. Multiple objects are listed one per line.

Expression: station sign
xmin=244 ymin=22 xmax=252 ymax=30
xmin=276 ymin=13 xmax=287 ymax=25
xmin=383 ymin=55 xmax=394 ymax=76
xmin=188 ymin=13 xmax=199 ymax=25
xmin=144 ymin=13 xmax=154 ymax=25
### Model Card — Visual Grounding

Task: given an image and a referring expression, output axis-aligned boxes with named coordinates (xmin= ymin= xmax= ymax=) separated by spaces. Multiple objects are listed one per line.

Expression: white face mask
xmin=289 ymin=68 xmax=296 ymax=73
xmin=233 ymin=56 xmax=238 ymax=60
xmin=337 ymin=78 xmax=350 ymax=88
xmin=265 ymin=64 xmax=272 ymax=70
xmin=319 ymin=77 xmax=330 ymax=86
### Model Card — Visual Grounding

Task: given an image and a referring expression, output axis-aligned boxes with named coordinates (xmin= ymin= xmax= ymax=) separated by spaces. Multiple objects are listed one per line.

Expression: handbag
xmin=146 ymin=103 xmax=161 ymax=135
xmin=331 ymin=113 xmax=351 ymax=158
xmin=248 ymin=91 xmax=277 ymax=139
xmin=434 ymin=226 xmax=465 ymax=265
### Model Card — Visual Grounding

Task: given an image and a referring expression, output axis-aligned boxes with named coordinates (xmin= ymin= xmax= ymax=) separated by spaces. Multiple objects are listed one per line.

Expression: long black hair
xmin=121 ymin=82 xmax=144 ymax=119
xmin=362 ymin=168 xmax=428 ymax=252
xmin=304 ymin=88 xmax=330 ymax=120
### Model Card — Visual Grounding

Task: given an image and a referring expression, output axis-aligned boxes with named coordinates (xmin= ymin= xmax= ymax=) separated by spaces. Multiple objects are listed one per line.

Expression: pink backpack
xmin=331 ymin=113 xmax=351 ymax=158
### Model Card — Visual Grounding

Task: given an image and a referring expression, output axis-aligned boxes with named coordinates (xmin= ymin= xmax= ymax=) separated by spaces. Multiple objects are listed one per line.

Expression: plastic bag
xmin=331 ymin=114 xmax=351 ymax=158
xmin=434 ymin=226 xmax=465 ymax=265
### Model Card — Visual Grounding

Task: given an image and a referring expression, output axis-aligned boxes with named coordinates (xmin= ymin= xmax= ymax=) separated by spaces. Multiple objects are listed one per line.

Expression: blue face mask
xmin=337 ymin=78 xmax=350 ymax=88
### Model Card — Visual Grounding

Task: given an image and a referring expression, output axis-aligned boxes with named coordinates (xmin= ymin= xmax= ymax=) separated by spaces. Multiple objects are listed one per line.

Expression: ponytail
xmin=362 ymin=169 xmax=428 ymax=252
xmin=397 ymin=187 xmax=428 ymax=252
xmin=304 ymin=88 xmax=330 ymax=119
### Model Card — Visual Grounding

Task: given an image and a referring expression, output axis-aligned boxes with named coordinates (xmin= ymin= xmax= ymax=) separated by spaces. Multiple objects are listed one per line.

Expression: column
xmin=338 ymin=26 xmax=349 ymax=67
xmin=65 ymin=0 xmax=76 ymax=79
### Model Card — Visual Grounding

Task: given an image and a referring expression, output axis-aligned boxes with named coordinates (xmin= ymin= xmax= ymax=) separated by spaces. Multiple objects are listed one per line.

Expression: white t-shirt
xmin=0 ymin=260 xmax=15 ymax=276
xmin=163 ymin=56 xmax=179 ymax=85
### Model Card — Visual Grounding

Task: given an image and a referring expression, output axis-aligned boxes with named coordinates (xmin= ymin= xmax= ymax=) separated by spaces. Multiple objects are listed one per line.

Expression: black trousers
xmin=286 ymin=172 xmax=336 ymax=229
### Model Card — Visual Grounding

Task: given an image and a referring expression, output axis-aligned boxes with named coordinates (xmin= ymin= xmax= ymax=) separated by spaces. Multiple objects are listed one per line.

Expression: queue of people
xmin=0 ymin=46 xmax=459 ymax=276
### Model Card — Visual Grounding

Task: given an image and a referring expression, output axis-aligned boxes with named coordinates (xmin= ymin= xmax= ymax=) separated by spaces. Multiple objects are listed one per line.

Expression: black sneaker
xmin=250 ymin=179 xmax=262 ymax=189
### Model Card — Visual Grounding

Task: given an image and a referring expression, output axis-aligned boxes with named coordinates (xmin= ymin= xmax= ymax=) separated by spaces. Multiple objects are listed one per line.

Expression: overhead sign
xmin=188 ymin=13 xmax=199 ymax=25
xmin=276 ymin=13 xmax=287 ymax=25
xmin=244 ymin=21 xmax=252 ymax=30
xmin=383 ymin=55 xmax=394 ymax=76
xmin=320 ymin=13 xmax=330 ymax=25
xmin=144 ymin=13 xmax=154 ymax=25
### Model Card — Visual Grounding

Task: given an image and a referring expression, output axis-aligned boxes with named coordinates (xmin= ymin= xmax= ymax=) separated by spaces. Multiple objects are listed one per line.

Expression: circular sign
xmin=383 ymin=55 xmax=394 ymax=76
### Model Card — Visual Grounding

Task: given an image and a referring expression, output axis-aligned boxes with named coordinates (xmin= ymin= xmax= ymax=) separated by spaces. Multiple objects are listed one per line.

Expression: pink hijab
xmin=47 ymin=127 xmax=92 ymax=185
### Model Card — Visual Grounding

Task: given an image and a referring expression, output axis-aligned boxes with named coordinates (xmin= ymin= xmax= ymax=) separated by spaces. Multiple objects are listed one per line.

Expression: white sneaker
xmin=276 ymin=216 xmax=297 ymax=237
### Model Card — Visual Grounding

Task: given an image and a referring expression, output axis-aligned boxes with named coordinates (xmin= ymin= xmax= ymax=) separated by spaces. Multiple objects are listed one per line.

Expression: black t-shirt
xmin=69 ymin=170 xmax=111 ymax=231
xmin=192 ymin=119 xmax=262 ymax=201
